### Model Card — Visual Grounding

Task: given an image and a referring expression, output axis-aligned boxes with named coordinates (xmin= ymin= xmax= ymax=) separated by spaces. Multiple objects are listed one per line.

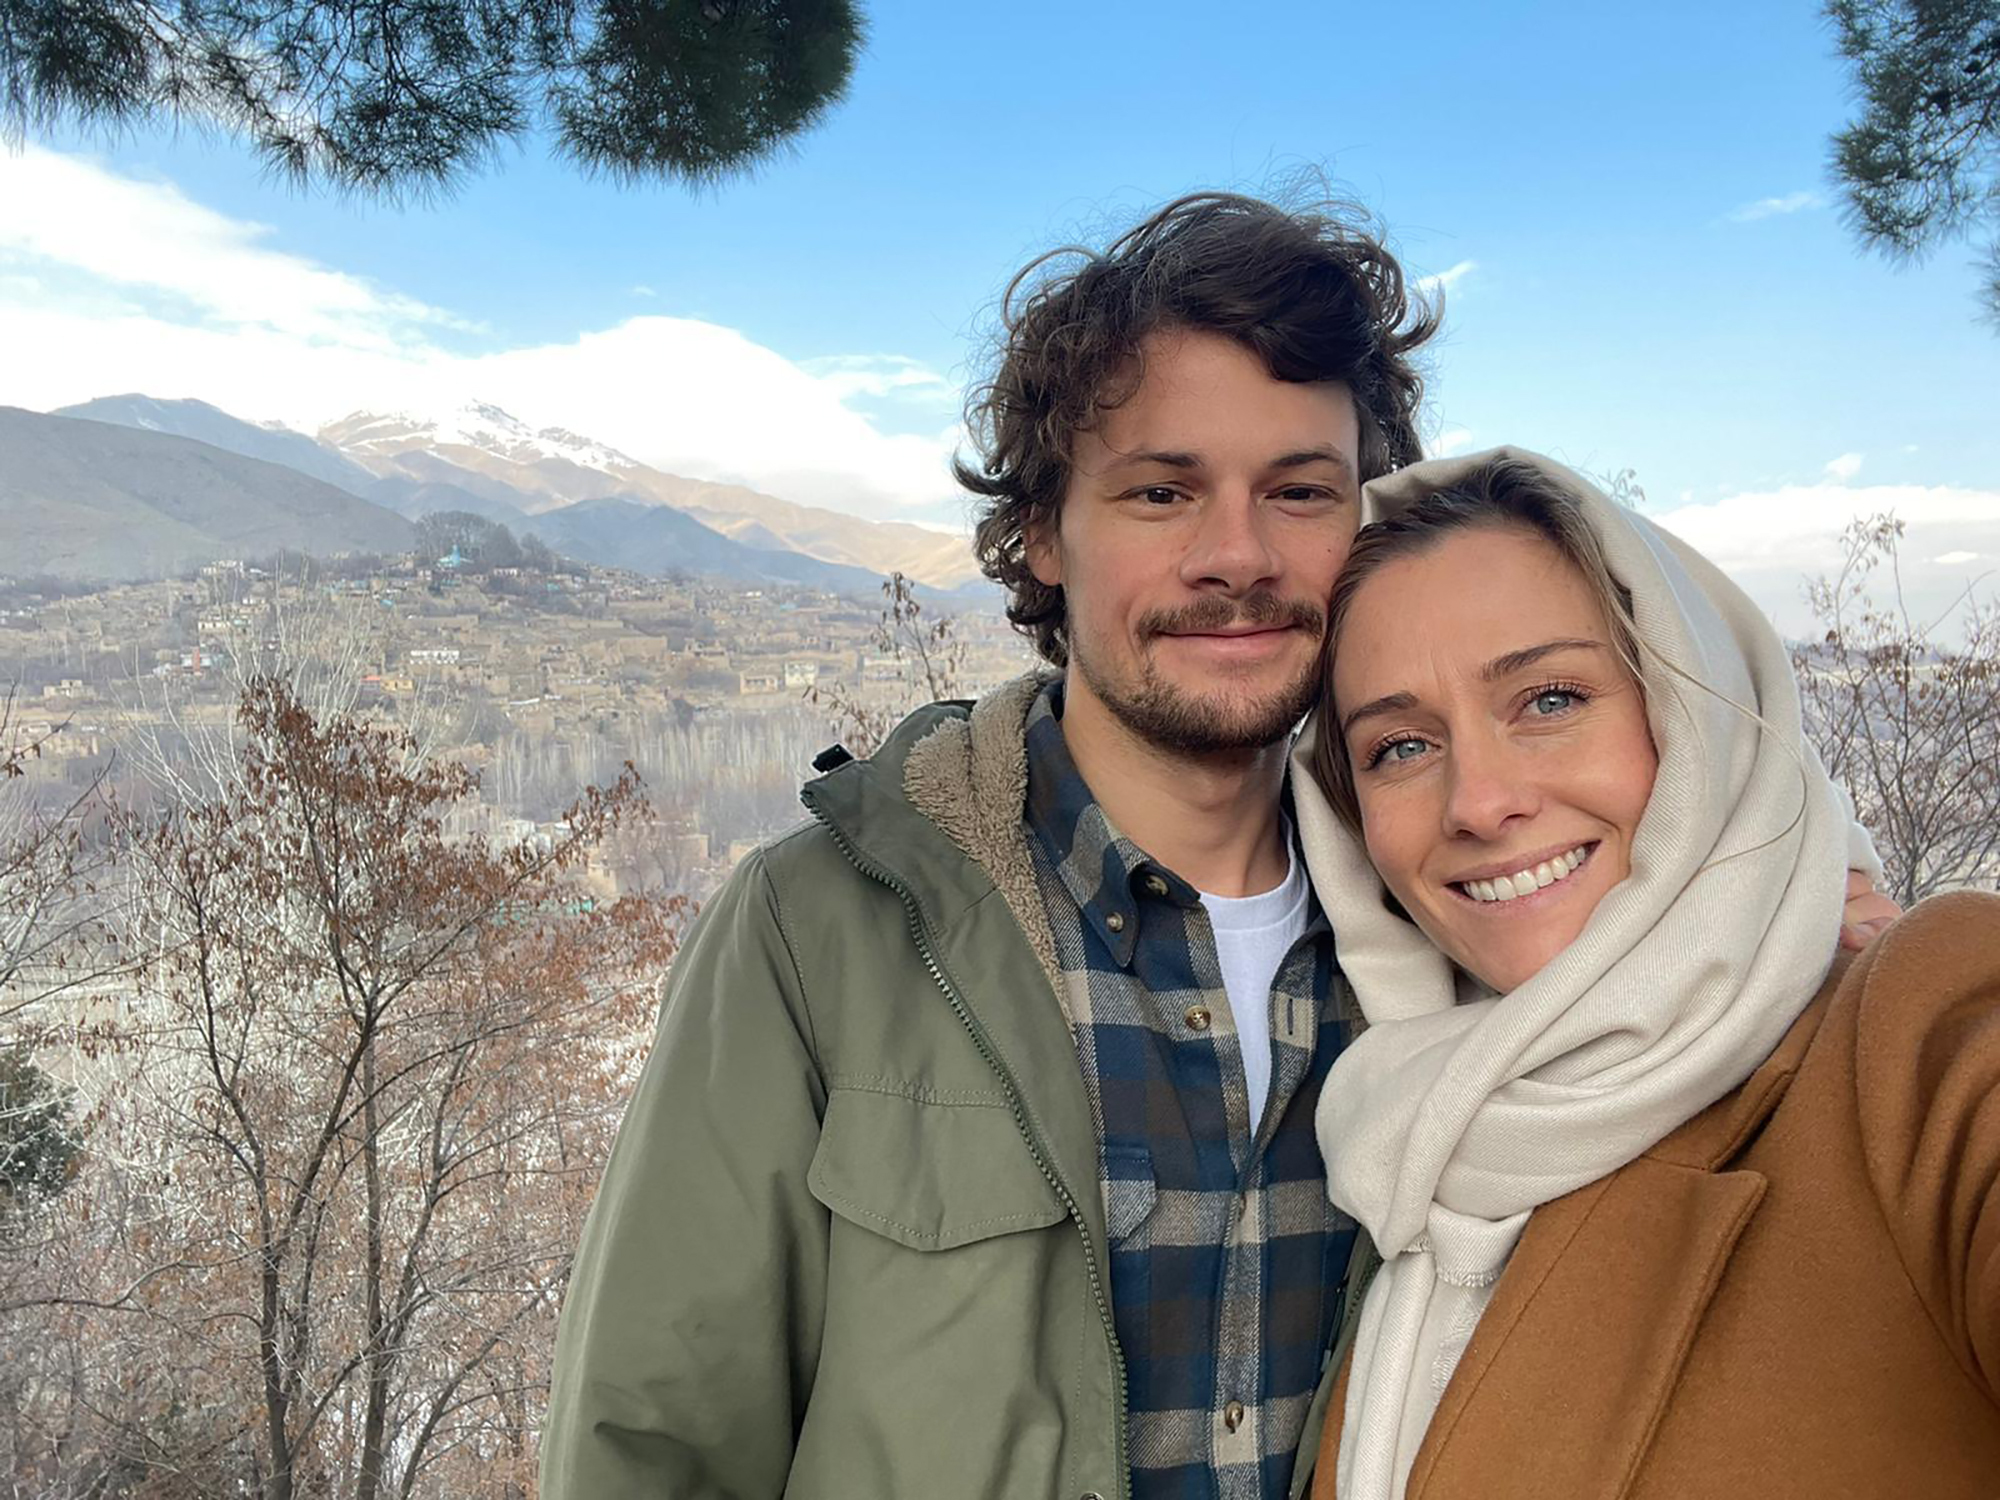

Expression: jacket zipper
xmin=805 ymin=793 xmax=1131 ymax=1500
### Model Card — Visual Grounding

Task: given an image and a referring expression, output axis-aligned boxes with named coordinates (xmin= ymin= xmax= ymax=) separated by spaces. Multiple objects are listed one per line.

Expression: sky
xmin=2 ymin=0 xmax=1995 ymax=635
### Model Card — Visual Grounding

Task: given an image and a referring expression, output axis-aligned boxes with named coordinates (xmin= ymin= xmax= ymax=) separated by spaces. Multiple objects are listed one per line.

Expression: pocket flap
xmin=1101 ymin=1143 xmax=1157 ymax=1244
xmin=808 ymin=1087 xmax=1068 ymax=1251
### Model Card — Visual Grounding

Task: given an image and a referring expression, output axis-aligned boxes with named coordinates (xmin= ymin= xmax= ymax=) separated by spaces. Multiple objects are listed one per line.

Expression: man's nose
xmin=1179 ymin=490 xmax=1280 ymax=593
xmin=1442 ymin=732 xmax=1539 ymax=841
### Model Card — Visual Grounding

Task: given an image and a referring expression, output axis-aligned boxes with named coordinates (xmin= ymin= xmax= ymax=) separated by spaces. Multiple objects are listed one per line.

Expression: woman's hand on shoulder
xmin=1839 ymin=868 xmax=1902 ymax=951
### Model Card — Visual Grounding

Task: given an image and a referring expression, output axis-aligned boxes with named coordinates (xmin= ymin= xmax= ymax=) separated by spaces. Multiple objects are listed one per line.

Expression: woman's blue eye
xmin=1531 ymin=688 xmax=1582 ymax=715
xmin=1370 ymin=737 xmax=1428 ymax=767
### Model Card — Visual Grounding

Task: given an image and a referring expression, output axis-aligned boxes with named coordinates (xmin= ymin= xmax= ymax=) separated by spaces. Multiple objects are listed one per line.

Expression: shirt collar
xmin=1022 ymin=679 xmax=1203 ymax=967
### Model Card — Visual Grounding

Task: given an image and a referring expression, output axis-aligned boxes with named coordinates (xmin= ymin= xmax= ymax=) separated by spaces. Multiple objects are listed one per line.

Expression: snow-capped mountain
xmin=321 ymin=401 xmax=984 ymax=589
xmin=29 ymin=389 xmax=986 ymax=595
xmin=322 ymin=402 xmax=641 ymax=479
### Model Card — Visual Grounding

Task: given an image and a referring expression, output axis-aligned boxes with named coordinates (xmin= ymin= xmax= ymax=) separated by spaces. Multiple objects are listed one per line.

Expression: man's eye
xmin=1274 ymin=485 xmax=1336 ymax=504
xmin=1137 ymin=486 xmax=1181 ymax=505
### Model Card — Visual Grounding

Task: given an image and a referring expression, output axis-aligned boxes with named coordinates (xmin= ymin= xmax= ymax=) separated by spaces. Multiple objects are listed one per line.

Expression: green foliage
xmin=0 ymin=1045 xmax=82 ymax=1216
xmin=418 ymin=509 xmax=515 ymax=569
xmin=558 ymin=0 xmax=862 ymax=182
xmin=414 ymin=509 xmax=565 ymax=572
xmin=1827 ymin=0 xmax=2000 ymax=322
xmin=0 ymin=0 xmax=864 ymax=198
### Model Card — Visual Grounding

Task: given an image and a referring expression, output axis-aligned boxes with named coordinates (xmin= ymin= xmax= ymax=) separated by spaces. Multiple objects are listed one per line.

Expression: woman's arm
xmin=1854 ymin=891 xmax=2000 ymax=1400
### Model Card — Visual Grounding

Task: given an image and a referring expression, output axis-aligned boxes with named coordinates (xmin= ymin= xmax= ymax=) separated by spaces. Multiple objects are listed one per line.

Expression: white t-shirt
xmin=1197 ymin=832 xmax=1311 ymax=1137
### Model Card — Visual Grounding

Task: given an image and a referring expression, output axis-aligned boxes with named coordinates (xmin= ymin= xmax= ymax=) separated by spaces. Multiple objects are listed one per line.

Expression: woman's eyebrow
xmin=1480 ymin=638 xmax=1607 ymax=682
xmin=1338 ymin=690 xmax=1417 ymax=741
xmin=1337 ymin=639 xmax=1614 ymax=740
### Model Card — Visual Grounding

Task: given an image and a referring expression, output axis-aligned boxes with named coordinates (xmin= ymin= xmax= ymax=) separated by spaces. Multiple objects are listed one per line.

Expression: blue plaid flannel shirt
xmin=1021 ymin=683 xmax=1357 ymax=1500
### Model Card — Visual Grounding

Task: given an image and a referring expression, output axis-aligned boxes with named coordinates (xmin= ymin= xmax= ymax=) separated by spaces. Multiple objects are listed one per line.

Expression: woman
xmin=1289 ymin=448 xmax=2000 ymax=1499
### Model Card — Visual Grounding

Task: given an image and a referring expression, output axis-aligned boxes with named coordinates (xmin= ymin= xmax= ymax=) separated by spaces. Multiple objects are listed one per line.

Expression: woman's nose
xmin=1442 ymin=734 xmax=1539 ymax=840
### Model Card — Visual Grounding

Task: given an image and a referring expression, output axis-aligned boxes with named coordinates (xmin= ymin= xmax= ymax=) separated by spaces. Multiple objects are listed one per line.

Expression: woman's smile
xmin=1446 ymin=840 xmax=1594 ymax=904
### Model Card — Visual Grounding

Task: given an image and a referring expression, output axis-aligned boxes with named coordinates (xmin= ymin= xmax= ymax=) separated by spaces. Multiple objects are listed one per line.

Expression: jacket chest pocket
xmin=807 ymin=1087 xmax=1068 ymax=1249
xmin=793 ymin=1090 xmax=1090 ymax=1500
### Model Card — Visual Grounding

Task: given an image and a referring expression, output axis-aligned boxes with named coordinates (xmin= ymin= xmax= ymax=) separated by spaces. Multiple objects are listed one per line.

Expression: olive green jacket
xmin=541 ymin=678 xmax=1370 ymax=1499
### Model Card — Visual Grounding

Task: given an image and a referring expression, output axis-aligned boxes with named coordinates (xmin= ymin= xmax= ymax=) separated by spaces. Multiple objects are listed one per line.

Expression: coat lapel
xmin=1404 ymin=1159 xmax=1767 ymax=1498
xmin=1406 ymin=980 xmax=1837 ymax=1497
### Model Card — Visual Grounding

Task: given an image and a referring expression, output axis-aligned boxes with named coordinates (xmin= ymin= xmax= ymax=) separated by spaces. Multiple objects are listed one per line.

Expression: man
xmin=542 ymin=193 xmax=1894 ymax=1500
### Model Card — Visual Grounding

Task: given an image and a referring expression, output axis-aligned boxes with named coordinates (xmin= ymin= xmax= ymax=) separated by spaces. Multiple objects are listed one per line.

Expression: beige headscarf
xmin=1291 ymin=448 xmax=1877 ymax=1500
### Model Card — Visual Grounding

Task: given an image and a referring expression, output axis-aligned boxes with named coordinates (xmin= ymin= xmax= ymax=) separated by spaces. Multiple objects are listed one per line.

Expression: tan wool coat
xmin=1312 ymin=890 xmax=2000 ymax=1499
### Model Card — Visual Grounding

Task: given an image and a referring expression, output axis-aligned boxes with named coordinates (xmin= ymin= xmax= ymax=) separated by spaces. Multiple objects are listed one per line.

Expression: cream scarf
xmin=1291 ymin=448 xmax=1876 ymax=1500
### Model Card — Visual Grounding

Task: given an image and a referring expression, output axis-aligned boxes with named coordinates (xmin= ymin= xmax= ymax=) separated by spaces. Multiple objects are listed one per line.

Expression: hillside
xmin=0 ymin=408 xmax=414 ymax=580
xmin=54 ymin=394 xmax=378 ymax=497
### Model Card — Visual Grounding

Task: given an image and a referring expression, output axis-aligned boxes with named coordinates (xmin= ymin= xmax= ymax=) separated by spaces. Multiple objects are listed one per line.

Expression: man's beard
xmin=1071 ymin=591 xmax=1326 ymax=757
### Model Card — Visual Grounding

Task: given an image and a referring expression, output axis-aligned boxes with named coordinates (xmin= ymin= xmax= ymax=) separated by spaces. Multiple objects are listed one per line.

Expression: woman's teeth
xmin=1458 ymin=845 xmax=1590 ymax=904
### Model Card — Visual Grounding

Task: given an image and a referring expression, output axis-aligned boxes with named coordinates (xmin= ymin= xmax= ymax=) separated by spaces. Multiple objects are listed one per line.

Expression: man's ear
xmin=1024 ymin=510 xmax=1062 ymax=589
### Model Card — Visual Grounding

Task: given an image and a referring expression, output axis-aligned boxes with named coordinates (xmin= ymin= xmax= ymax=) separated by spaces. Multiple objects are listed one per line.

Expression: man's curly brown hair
xmin=955 ymin=190 xmax=1441 ymax=667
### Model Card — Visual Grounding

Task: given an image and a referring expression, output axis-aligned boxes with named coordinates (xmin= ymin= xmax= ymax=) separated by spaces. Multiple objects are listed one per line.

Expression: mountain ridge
xmin=55 ymin=394 xmax=380 ymax=498
xmin=317 ymin=402 xmax=982 ymax=588
xmin=0 ymin=407 xmax=415 ymax=579
xmin=7 ymin=403 xmax=991 ymax=601
xmin=31 ymin=393 xmax=989 ymax=598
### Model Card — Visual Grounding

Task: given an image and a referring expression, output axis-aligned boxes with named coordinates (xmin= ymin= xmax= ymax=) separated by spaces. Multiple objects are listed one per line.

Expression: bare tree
xmin=807 ymin=571 xmax=971 ymax=757
xmin=110 ymin=572 xmax=460 ymax=807
xmin=0 ymin=687 xmax=120 ymax=1028
xmin=7 ymin=678 xmax=684 ymax=1498
xmin=1795 ymin=512 xmax=2000 ymax=901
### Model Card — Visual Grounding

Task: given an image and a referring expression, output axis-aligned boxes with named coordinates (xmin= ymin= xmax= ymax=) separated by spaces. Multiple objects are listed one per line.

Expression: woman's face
xmin=1331 ymin=526 xmax=1659 ymax=993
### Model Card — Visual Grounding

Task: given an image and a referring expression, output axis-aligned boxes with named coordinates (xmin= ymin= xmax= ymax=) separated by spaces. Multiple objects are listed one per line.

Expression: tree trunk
xmin=358 ymin=1038 xmax=389 ymax=1500
xmin=261 ymin=1251 xmax=295 ymax=1500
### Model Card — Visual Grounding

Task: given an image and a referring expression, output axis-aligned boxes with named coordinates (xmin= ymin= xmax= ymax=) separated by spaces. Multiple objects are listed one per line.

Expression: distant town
xmin=1 ymin=543 xmax=1033 ymax=904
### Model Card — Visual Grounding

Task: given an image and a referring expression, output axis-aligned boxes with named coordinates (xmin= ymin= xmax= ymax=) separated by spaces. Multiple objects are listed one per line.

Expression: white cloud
xmin=0 ymin=145 xmax=469 ymax=350
xmin=1419 ymin=259 xmax=1477 ymax=296
xmin=630 ymin=284 xmax=659 ymax=298
xmin=800 ymin=353 xmax=956 ymax=404
xmin=1430 ymin=425 xmax=1476 ymax=458
xmin=1726 ymin=190 xmax=1823 ymax=223
xmin=459 ymin=322 xmax=959 ymax=515
xmin=0 ymin=147 xmax=962 ymax=519
xmin=1651 ymin=481 xmax=2000 ymax=638
xmin=1823 ymin=452 xmax=1864 ymax=482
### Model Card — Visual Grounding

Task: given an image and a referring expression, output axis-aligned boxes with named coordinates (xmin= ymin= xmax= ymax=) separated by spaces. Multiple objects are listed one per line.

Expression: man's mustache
xmin=1137 ymin=592 xmax=1326 ymax=641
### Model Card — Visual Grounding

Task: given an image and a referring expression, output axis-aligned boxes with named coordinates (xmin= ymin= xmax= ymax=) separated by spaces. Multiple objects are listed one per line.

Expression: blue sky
xmin=3 ymin=0 xmax=1995 ymax=629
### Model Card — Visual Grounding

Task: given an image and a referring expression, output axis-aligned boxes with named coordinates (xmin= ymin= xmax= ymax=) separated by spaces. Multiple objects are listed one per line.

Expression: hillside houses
xmin=0 ymin=556 xmax=1029 ymax=897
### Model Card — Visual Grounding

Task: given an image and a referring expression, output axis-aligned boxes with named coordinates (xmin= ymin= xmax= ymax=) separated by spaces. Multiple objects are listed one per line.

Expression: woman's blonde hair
xmin=1309 ymin=455 xmax=1644 ymax=832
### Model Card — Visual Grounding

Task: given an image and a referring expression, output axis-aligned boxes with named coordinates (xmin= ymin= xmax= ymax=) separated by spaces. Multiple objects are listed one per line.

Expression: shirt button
xmin=1105 ymin=912 xmax=1126 ymax=934
xmin=1184 ymin=1005 xmax=1212 ymax=1031
xmin=1144 ymin=874 xmax=1169 ymax=896
xmin=1224 ymin=1400 xmax=1246 ymax=1432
